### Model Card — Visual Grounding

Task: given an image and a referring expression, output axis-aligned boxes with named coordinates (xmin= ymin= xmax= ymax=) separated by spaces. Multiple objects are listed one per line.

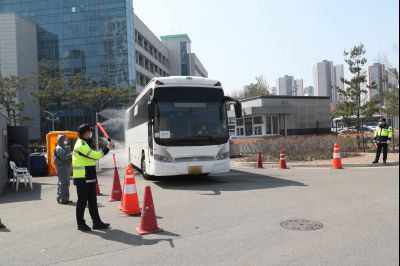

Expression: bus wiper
xmin=190 ymin=134 xmax=219 ymax=145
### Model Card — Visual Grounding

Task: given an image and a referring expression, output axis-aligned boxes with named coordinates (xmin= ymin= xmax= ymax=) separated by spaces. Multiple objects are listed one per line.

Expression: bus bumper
xmin=149 ymin=159 xmax=230 ymax=176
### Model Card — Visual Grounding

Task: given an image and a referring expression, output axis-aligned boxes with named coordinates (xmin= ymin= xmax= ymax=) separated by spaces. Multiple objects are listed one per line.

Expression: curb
xmin=231 ymin=161 xmax=399 ymax=169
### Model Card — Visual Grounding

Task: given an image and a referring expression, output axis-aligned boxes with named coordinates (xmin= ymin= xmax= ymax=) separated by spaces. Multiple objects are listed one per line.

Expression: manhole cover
xmin=280 ymin=220 xmax=323 ymax=231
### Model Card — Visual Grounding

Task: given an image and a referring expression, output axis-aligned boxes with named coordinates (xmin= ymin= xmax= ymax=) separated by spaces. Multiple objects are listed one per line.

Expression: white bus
xmin=125 ymin=76 xmax=242 ymax=179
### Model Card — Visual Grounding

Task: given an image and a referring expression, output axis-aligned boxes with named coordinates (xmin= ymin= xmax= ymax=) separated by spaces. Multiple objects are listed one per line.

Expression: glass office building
xmin=0 ymin=0 xmax=135 ymax=88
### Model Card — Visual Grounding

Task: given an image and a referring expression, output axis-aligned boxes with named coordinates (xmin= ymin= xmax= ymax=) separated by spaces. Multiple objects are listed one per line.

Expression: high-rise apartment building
xmin=294 ymin=79 xmax=304 ymax=96
xmin=313 ymin=60 xmax=333 ymax=98
xmin=313 ymin=60 xmax=344 ymax=101
xmin=368 ymin=63 xmax=387 ymax=99
xmin=276 ymin=76 xmax=304 ymax=96
xmin=277 ymin=75 xmax=294 ymax=96
xmin=333 ymin=64 xmax=344 ymax=102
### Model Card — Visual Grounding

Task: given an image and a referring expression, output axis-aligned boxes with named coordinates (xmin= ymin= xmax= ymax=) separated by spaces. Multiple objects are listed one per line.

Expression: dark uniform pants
xmin=75 ymin=182 xmax=101 ymax=225
xmin=375 ymin=143 xmax=389 ymax=162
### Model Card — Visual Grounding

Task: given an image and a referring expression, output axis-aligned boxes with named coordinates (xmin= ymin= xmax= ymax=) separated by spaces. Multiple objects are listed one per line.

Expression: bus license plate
xmin=188 ymin=166 xmax=203 ymax=175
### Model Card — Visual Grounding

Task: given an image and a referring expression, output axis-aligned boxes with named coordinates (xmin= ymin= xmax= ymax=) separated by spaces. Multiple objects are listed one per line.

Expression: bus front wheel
xmin=141 ymin=155 xmax=154 ymax=180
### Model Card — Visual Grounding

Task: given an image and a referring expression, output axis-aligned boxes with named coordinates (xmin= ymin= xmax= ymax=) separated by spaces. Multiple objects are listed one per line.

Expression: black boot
xmin=59 ymin=200 xmax=73 ymax=205
xmin=78 ymin=223 xmax=92 ymax=232
xmin=372 ymin=161 xmax=379 ymax=164
xmin=93 ymin=221 xmax=110 ymax=230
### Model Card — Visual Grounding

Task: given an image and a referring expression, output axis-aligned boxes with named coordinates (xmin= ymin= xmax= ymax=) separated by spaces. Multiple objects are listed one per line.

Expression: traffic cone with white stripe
xmin=119 ymin=180 xmax=125 ymax=210
xmin=0 ymin=218 xmax=5 ymax=229
xmin=279 ymin=148 xmax=288 ymax=169
xmin=332 ymin=143 xmax=343 ymax=169
xmin=121 ymin=165 xmax=141 ymax=215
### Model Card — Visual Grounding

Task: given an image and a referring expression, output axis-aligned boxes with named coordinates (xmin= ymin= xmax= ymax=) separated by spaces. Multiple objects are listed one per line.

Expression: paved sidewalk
xmin=232 ymin=153 xmax=400 ymax=168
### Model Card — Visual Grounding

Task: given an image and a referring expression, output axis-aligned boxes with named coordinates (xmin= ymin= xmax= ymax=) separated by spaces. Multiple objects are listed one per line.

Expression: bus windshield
xmin=154 ymin=87 xmax=229 ymax=146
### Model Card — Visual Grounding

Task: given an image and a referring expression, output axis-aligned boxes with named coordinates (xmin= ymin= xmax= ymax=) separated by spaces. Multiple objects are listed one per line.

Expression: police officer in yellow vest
xmin=373 ymin=118 xmax=393 ymax=165
xmin=73 ymin=124 xmax=112 ymax=232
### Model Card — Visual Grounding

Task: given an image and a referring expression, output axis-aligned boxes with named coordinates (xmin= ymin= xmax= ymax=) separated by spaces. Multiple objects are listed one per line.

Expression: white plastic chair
xmin=9 ymin=161 xmax=33 ymax=192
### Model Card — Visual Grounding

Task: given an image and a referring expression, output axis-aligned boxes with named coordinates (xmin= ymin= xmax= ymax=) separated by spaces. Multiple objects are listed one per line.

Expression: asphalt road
xmin=0 ymin=150 xmax=398 ymax=266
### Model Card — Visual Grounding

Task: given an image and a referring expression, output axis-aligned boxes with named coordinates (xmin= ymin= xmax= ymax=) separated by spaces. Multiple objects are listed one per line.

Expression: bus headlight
xmin=154 ymin=154 xmax=175 ymax=163
xmin=215 ymin=152 xmax=230 ymax=160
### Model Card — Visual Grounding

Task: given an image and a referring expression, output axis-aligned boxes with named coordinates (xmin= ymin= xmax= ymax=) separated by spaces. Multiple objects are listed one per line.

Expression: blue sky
xmin=134 ymin=0 xmax=399 ymax=93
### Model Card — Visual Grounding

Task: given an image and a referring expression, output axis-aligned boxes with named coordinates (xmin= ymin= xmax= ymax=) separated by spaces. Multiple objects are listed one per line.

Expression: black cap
xmin=380 ymin=118 xmax=387 ymax=122
xmin=78 ymin=124 xmax=91 ymax=135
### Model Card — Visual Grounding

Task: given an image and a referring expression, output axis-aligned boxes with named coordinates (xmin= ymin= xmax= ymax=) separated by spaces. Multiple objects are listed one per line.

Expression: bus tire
xmin=141 ymin=155 xmax=154 ymax=180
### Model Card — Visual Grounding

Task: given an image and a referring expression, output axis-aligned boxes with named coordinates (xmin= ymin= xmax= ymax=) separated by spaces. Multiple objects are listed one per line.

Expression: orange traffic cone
xmin=136 ymin=186 xmax=162 ymax=235
xmin=110 ymin=154 xmax=122 ymax=202
xmin=279 ymin=148 xmax=288 ymax=169
xmin=121 ymin=165 xmax=141 ymax=216
xmin=256 ymin=152 xmax=264 ymax=168
xmin=96 ymin=180 xmax=103 ymax=196
xmin=332 ymin=143 xmax=343 ymax=169
xmin=0 ymin=218 xmax=5 ymax=229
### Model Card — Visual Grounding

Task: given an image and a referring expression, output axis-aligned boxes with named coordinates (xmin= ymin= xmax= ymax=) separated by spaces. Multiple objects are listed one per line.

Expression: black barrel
xmin=29 ymin=153 xmax=48 ymax=177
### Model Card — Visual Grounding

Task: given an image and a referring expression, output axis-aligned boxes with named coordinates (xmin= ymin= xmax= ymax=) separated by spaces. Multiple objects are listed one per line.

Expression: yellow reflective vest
xmin=72 ymin=138 xmax=106 ymax=181
xmin=374 ymin=125 xmax=393 ymax=143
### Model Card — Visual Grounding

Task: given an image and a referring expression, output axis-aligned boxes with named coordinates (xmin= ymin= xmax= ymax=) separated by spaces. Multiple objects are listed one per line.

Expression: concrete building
xmin=0 ymin=13 xmax=40 ymax=140
xmin=277 ymin=75 xmax=294 ymax=96
xmin=294 ymin=79 xmax=304 ymax=96
xmin=134 ymin=25 xmax=207 ymax=92
xmin=134 ymin=14 xmax=170 ymax=92
xmin=0 ymin=112 xmax=8 ymax=194
xmin=228 ymin=96 xmax=331 ymax=137
xmin=161 ymin=34 xmax=208 ymax=78
xmin=190 ymin=53 xmax=208 ymax=78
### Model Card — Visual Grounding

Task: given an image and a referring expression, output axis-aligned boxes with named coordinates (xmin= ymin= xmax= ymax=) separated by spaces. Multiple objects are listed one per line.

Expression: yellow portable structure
xmin=46 ymin=131 xmax=78 ymax=176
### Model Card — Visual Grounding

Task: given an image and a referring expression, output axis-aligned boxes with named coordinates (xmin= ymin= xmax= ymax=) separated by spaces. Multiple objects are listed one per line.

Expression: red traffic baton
xmin=97 ymin=122 xmax=111 ymax=142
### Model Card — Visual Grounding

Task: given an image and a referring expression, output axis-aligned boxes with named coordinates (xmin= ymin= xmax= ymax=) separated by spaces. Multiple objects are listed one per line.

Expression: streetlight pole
xmin=95 ymin=112 xmax=100 ymax=170
xmin=44 ymin=111 xmax=60 ymax=132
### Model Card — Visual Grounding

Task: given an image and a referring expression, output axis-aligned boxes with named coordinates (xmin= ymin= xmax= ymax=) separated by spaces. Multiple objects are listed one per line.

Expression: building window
xmin=245 ymin=117 xmax=253 ymax=136
xmin=236 ymin=128 xmax=244 ymax=136
xmin=180 ymin=41 xmax=190 ymax=75
xmin=254 ymin=116 xmax=263 ymax=125
xmin=254 ymin=126 xmax=262 ymax=135
xmin=253 ymin=116 xmax=263 ymax=135
xmin=266 ymin=115 xmax=279 ymax=135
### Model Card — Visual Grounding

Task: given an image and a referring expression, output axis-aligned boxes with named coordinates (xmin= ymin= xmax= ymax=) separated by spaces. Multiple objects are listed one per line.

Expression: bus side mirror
xmin=148 ymin=102 xmax=155 ymax=120
xmin=235 ymin=102 xmax=242 ymax=118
